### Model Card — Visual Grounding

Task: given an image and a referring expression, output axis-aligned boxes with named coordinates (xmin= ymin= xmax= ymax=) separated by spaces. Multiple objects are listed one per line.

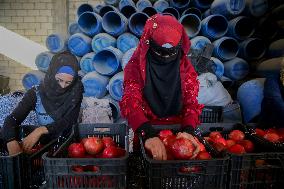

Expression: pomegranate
xmin=226 ymin=139 xmax=236 ymax=148
xmin=209 ymin=131 xmax=222 ymax=140
xmin=228 ymin=144 xmax=246 ymax=154
xmin=68 ymin=143 xmax=85 ymax=158
xmin=229 ymin=130 xmax=245 ymax=141
xmin=237 ymin=140 xmax=254 ymax=153
xmin=83 ymin=137 xmax=104 ymax=155
xmin=102 ymin=137 xmax=116 ymax=148
xmin=263 ymin=133 xmax=280 ymax=143
xmin=196 ymin=151 xmax=212 ymax=160
xmin=158 ymin=130 xmax=174 ymax=140
xmin=102 ymin=146 xmax=126 ymax=158
xmin=170 ymin=138 xmax=195 ymax=160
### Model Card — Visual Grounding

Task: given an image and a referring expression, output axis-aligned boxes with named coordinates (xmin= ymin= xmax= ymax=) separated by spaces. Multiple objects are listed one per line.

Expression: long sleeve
xmin=181 ymin=60 xmax=204 ymax=128
xmin=2 ymin=88 xmax=36 ymax=142
xmin=261 ymin=77 xmax=284 ymax=127
xmin=45 ymin=97 xmax=82 ymax=138
xmin=119 ymin=61 xmax=149 ymax=132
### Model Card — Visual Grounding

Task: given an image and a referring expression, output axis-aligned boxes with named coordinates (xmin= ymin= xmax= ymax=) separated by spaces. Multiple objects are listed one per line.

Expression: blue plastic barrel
xmin=210 ymin=0 xmax=246 ymax=18
xmin=102 ymin=11 xmax=128 ymax=37
xmin=142 ymin=6 xmax=158 ymax=17
xmin=201 ymin=14 xmax=228 ymax=40
xmin=68 ymin=33 xmax=92 ymax=57
xmin=82 ymin=71 xmax=110 ymax=98
xmin=45 ymin=33 xmax=67 ymax=53
xmin=254 ymin=17 xmax=278 ymax=41
xmin=162 ymin=7 xmax=180 ymax=20
xmin=35 ymin=51 xmax=54 ymax=73
xmin=22 ymin=70 xmax=45 ymax=90
xmin=92 ymin=33 xmax=116 ymax=53
xmin=119 ymin=0 xmax=135 ymax=9
xmin=78 ymin=12 xmax=102 ymax=37
xmin=122 ymin=48 xmax=136 ymax=70
xmin=129 ymin=12 xmax=149 ymax=37
xmin=191 ymin=0 xmax=214 ymax=10
xmin=136 ymin=0 xmax=152 ymax=11
xmin=202 ymin=9 xmax=211 ymax=18
xmin=119 ymin=1 xmax=137 ymax=19
xmin=94 ymin=4 xmax=104 ymax=14
xmin=103 ymin=94 xmax=121 ymax=121
xmin=93 ymin=46 xmax=123 ymax=76
xmin=213 ymin=37 xmax=239 ymax=61
xmin=77 ymin=3 xmax=94 ymax=17
xmin=238 ymin=38 xmax=266 ymax=60
xmin=210 ymin=57 xmax=224 ymax=78
xmin=80 ymin=52 xmax=96 ymax=73
xmin=256 ymin=57 xmax=284 ymax=78
xmin=223 ymin=57 xmax=249 ymax=80
xmin=237 ymin=79 xmax=265 ymax=123
xmin=169 ymin=0 xmax=190 ymax=12
xmin=117 ymin=32 xmax=139 ymax=53
xmin=99 ymin=5 xmax=118 ymax=17
xmin=190 ymin=36 xmax=211 ymax=51
xmin=244 ymin=0 xmax=268 ymax=17
xmin=68 ymin=22 xmax=82 ymax=35
xmin=179 ymin=14 xmax=201 ymax=38
xmin=268 ymin=39 xmax=284 ymax=58
xmin=227 ymin=16 xmax=255 ymax=41
xmin=107 ymin=71 xmax=124 ymax=101
xmin=154 ymin=0 xmax=169 ymax=13
xmin=182 ymin=8 xmax=202 ymax=19
xmin=104 ymin=0 xmax=119 ymax=6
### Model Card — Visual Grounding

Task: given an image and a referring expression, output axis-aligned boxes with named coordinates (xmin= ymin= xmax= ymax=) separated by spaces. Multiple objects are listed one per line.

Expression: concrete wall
xmin=0 ymin=0 xmax=102 ymax=91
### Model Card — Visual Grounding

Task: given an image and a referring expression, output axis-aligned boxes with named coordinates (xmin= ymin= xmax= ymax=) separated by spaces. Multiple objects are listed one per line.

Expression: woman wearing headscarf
xmin=120 ymin=14 xmax=203 ymax=160
xmin=2 ymin=51 xmax=84 ymax=155
xmin=260 ymin=60 xmax=284 ymax=128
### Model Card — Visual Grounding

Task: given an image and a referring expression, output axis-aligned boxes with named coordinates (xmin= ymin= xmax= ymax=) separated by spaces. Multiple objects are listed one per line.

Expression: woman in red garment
xmin=120 ymin=14 xmax=203 ymax=160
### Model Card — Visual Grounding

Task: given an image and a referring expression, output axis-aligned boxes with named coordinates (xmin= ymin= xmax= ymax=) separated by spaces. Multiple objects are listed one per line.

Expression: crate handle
xmin=178 ymin=164 xmax=204 ymax=175
xmin=71 ymin=165 xmax=101 ymax=174
xmin=209 ymin=127 xmax=224 ymax=132
xmin=93 ymin=127 xmax=111 ymax=133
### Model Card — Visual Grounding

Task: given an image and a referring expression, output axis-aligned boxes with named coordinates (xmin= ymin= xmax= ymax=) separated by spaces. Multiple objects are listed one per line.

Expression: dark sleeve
xmin=136 ymin=122 xmax=157 ymax=139
xmin=260 ymin=78 xmax=284 ymax=127
xmin=45 ymin=101 xmax=81 ymax=138
xmin=2 ymin=88 xmax=36 ymax=142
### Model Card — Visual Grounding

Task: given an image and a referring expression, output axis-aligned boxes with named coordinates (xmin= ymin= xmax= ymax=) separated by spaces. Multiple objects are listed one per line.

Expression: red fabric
xmin=119 ymin=14 xmax=204 ymax=132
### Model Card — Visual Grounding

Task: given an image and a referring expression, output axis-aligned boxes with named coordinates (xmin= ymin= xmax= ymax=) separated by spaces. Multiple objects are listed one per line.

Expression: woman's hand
xmin=22 ymin=127 xmax=48 ymax=154
xmin=176 ymin=132 xmax=200 ymax=159
xmin=145 ymin=137 xmax=167 ymax=160
xmin=7 ymin=140 xmax=22 ymax=155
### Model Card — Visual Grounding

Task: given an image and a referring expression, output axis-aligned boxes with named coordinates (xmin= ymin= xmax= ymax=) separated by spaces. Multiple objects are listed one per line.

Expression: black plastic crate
xmin=43 ymin=123 xmax=129 ymax=189
xmin=139 ymin=124 xmax=229 ymax=189
xmin=199 ymin=123 xmax=284 ymax=189
xmin=0 ymin=125 xmax=59 ymax=189
xmin=200 ymin=106 xmax=223 ymax=123
xmin=0 ymin=152 xmax=24 ymax=189
xmin=246 ymin=123 xmax=284 ymax=152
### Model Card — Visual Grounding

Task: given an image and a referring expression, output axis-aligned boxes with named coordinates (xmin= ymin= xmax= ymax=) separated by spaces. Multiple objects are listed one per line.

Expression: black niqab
xmin=143 ymin=40 xmax=183 ymax=118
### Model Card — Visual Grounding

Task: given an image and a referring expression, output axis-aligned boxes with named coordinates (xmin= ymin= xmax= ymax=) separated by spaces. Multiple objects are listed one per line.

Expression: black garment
xmin=39 ymin=51 xmax=83 ymax=121
xmin=143 ymin=40 xmax=183 ymax=118
xmin=136 ymin=122 xmax=157 ymax=140
xmin=260 ymin=77 xmax=284 ymax=128
xmin=2 ymin=88 xmax=82 ymax=143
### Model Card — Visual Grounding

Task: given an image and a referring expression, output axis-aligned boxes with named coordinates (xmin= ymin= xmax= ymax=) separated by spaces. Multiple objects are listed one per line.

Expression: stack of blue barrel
xmin=22 ymin=0 xmax=283 ymax=123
